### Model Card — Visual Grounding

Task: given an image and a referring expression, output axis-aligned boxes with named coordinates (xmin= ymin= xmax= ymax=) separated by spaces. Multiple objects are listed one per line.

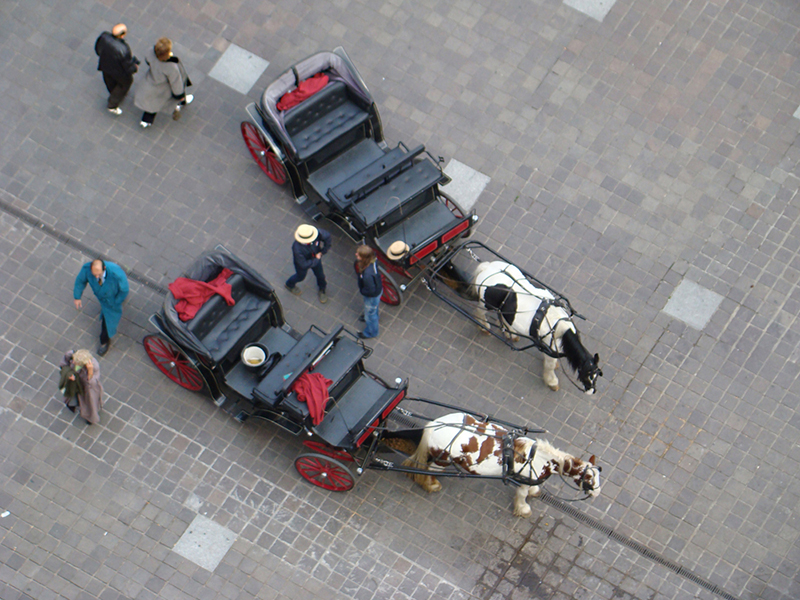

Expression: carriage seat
xmin=313 ymin=377 xmax=402 ymax=449
xmin=186 ymin=273 xmax=272 ymax=364
xmin=280 ymin=337 xmax=366 ymax=421
xmin=284 ymin=81 xmax=370 ymax=162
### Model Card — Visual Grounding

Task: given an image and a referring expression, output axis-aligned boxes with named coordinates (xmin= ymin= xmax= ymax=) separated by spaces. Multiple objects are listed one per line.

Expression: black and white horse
xmin=469 ymin=261 xmax=602 ymax=394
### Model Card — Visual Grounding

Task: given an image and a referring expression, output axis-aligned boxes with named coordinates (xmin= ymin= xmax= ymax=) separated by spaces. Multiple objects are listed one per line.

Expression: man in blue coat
xmin=74 ymin=259 xmax=129 ymax=356
xmin=285 ymin=224 xmax=331 ymax=304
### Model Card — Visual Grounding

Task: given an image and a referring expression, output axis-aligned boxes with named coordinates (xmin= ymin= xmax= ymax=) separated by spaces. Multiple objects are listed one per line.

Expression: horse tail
xmin=402 ymin=422 xmax=433 ymax=485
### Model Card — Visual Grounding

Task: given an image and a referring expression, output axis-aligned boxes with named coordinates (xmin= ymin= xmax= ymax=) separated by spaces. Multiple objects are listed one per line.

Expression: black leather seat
xmin=186 ymin=273 xmax=272 ymax=364
xmin=284 ymin=81 xmax=369 ymax=162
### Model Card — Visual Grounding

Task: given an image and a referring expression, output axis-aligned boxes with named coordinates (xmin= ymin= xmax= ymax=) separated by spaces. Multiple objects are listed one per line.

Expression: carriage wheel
xmin=143 ymin=335 xmax=205 ymax=391
xmin=302 ymin=441 xmax=355 ymax=462
xmin=295 ymin=454 xmax=355 ymax=491
xmin=378 ymin=265 xmax=403 ymax=306
xmin=240 ymin=122 xmax=287 ymax=185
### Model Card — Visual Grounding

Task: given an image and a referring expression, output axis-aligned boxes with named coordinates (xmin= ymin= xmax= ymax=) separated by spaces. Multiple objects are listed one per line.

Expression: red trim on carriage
xmin=357 ymin=418 xmax=380 ymax=446
xmin=442 ymin=219 xmax=470 ymax=243
xmin=381 ymin=390 xmax=405 ymax=419
xmin=410 ymin=241 xmax=438 ymax=265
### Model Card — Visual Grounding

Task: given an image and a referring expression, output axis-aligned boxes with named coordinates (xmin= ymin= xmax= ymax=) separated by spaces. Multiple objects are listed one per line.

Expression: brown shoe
xmin=172 ymin=107 xmax=181 ymax=121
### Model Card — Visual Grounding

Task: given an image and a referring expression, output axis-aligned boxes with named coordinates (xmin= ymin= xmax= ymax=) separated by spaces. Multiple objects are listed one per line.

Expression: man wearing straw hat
xmin=285 ymin=224 xmax=332 ymax=304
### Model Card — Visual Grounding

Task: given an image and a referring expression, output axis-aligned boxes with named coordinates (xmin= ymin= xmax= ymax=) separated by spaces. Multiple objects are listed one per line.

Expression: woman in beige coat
xmin=133 ymin=37 xmax=193 ymax=128
xmin=59 ymin=350 xmax=103 ymax=425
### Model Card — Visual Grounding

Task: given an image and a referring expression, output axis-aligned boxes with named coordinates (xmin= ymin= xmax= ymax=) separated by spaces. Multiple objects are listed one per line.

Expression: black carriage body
xmin=146 ymin=249 xmax=407 ymax=453
xmin=244 ymin=48 xmax=476 ymax=284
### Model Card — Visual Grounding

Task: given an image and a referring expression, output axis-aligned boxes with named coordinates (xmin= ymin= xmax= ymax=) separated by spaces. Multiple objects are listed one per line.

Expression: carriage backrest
xmin=282 ymin=80 xmax=371 ymax=166
xmin=185 ymin=272 xmax=273 ymax=365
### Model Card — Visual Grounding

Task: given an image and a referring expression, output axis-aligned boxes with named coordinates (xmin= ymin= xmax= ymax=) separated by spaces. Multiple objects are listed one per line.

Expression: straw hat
xmin=386 ymin=241 xmax=410 ymax=261
xmin=295 ymin=224 xmax=318 ymax=244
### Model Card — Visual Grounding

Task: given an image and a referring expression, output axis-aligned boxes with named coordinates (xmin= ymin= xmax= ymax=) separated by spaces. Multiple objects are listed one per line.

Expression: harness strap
xmin=529 ymin=301 xmax=551 ymax=338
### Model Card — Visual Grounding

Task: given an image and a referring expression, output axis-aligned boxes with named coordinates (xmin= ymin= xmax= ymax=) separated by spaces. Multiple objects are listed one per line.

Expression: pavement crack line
xmin=0 ymin=193 xmax=168 ymax=296
xmin=484 ymin=490 xmax=741 ymax=600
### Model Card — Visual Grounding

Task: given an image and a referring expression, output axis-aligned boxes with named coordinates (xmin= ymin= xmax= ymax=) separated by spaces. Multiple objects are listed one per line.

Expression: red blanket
xmin=277 ymin=73 xmax=329 ymax=111
xmin=169 ymin=268 xmax=235 ymax=321
xmin=291 ymin=372 xmax=332 ymax=426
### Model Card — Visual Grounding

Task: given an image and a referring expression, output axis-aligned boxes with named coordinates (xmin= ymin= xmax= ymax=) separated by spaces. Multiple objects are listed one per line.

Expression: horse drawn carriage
xmin=241 ymin=48 xmax=603 ymax=394
xmin=240 ymin=47 xmax=478 ymax=306
xmin=142 ymin=248 xmax=602 ymax=511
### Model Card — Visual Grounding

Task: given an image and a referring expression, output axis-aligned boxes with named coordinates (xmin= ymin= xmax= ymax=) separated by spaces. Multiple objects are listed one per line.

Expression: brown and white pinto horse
xmin=404 ymin=412 xmax=601 ymax=517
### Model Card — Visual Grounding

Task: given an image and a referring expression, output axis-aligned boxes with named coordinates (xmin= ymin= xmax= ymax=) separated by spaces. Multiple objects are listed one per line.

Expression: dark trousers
xmin=286 ymin=263 xmax=326 ymax=292
xmin=102 ymin=73 xmax=133 ymax=109
xmin=100 ymin=316 xmax=110 ymax=345
xmin=141 ymin=111 xmax=157 ymax=124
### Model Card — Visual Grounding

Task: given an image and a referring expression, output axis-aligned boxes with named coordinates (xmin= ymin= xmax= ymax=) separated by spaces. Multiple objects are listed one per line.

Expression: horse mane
xmin=560 ymin=328 xmax=591 ymax=374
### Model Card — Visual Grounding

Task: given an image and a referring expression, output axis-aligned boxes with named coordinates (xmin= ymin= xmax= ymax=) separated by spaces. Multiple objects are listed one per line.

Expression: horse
xmin=470 ymin=260 xmax=602 ymax=394
xmin=403 ymin=412 xmax=601 ymax=517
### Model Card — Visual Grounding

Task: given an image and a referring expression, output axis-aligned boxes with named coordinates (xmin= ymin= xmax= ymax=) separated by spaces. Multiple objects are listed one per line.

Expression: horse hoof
xmin=513 ymin=505 xmax=532 ymax=518
xmin=511 ymin=335 xmax=520 ymax=342
xmin=425 ymin=482 xmax=442 ymax=493
xmin=548 ymin=382 xmax=559 ymax=392
xmin=479 ymin=328 xmax=490 ymax=336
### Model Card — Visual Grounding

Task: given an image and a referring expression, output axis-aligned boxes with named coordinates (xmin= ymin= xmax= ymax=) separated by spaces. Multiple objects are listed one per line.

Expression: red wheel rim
xmin=240 ymin=122 xmax=287 ymax=185
xmin=143 ymin=335 xmax=204 ymax=391
xmin=295 ymin=454 xmax=355 ymax=491
xmin=380 ymin=273 xmax=401 ymax=306
xmin=302 ymin=441 xmax=355 ymax=462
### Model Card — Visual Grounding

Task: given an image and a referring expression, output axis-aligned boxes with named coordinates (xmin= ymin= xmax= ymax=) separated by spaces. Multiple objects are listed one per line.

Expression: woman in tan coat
xmin=133 ymin=37 xmax=193 ymax=128
xmin=59 ymin=350 xmax=103 ymax=425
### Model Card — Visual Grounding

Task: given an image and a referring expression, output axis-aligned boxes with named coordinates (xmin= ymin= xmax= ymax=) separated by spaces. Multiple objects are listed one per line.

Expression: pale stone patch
xmin=209 ymin=43 xmax=270 ymax=95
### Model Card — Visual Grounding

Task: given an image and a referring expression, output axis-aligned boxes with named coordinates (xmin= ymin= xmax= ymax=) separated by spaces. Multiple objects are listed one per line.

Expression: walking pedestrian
xmin=73 ymin=259 xmax=129 ymax=356
xmin=59 ymin=350 xmax=103 ymax=425
xmin=133 ymin=37 xmax=193 ymax=128
xmin=355 ymin=246 xmax=382 ymax=339
xmin=94 ymin=23 xmax=140 ymax=115
xmin=285 ymin=224 xmax=331 ymax=304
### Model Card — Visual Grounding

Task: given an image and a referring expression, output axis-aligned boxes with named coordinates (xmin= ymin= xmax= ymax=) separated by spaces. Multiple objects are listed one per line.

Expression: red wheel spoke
xmin=295 ymin=454 xmax=354 ymax=492
xmin=143 ymin=335 xmax=205 ymax=391
xmin=240 ymin=122 xmax=287 ymax=185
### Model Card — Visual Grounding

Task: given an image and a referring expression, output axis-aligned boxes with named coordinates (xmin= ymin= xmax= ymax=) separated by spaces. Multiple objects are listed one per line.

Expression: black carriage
xmin=143 ymin=247 xmax=409 ymax=490
xmin=241 ymin=47 xmax=478 ymax=306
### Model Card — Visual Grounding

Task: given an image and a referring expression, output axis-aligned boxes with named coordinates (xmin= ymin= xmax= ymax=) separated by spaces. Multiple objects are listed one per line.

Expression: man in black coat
xmin=285 ymin=224 xmax=332 ymax=304
xmin=94 ymin=24 xmax=139 ymax=115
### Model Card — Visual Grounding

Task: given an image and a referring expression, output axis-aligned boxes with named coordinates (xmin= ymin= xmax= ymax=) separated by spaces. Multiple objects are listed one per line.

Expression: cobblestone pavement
xmin=1 ymin=0 xmax=800 ymax=599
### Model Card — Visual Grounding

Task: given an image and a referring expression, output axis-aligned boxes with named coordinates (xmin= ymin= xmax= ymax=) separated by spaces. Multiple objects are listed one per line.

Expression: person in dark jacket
xmin=355 ymin=245 xmax=382 ymax=339
xmin=74 ymin=259 xmax=129 ymax=356
xmin=285 ymin=224 xmax=331 ymax=304
xmin=94 ymin=24 xmax=139 ymax=115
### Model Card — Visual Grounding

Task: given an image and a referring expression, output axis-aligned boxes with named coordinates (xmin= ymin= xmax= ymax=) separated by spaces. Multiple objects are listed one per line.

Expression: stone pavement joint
xmin=0 ymin=190 xmax=168 ymax=295
xmin=539 ymin=492 xmax=742 ymax=600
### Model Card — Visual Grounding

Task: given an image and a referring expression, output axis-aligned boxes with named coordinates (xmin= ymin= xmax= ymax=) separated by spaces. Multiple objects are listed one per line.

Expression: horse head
xmin=577 ymin=353 xmax=603 ymax=395
xmin=557 ymin=453 xmax=602 ymax=497
xmin=561 ymin=329 xmax=602 ymax=394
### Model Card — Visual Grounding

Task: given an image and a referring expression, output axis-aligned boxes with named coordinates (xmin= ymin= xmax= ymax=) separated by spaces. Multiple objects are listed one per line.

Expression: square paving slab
xmin=208 ymin=43 xmax=270 ymax=94
xmin=563 ymin=0 xmax=617 ymax=21
xmin=442 ymin=158 xmax=491 ymax=212
xmin=662 ymin=279 xmax=723 ymax=331
xmin=172 ymin=514 xmax=236 ymax=572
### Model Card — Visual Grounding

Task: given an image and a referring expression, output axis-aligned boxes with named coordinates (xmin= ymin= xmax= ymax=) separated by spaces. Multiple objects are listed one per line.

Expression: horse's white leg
xmin=474 ymin=305 xmax=491 ymax=335
xmin=513 ymin=485 xmax=532 ymax=517
xmin=423 ymin=465 xmax=443 ymax=493
xmin=528 ymin=485 xmax=541 ymax=498
xmin=543 ymin=356 xmax=559 ymax=391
